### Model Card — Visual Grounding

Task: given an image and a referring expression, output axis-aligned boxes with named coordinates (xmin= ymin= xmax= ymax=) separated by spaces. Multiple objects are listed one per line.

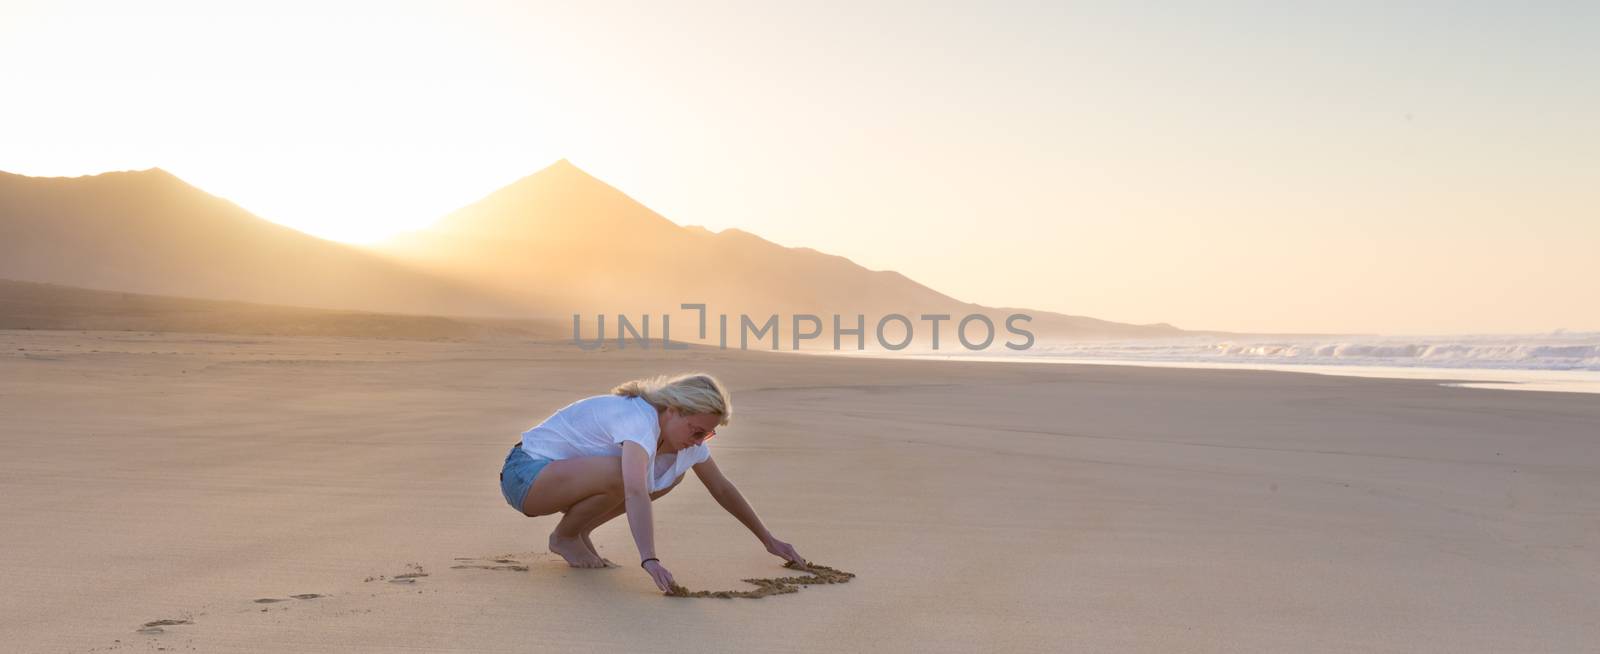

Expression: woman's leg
xmin=519 ymin=456 xmax=624 ymax=517
xmin=550 ymin=473 xmax=688 ymax=566
xmin=518 ymin=456 xmax=683 ymax=568
xmin=575 ymin=473 xmax=685 ymax=564
xmin=518 ymin=456 xmax=625 ymax=567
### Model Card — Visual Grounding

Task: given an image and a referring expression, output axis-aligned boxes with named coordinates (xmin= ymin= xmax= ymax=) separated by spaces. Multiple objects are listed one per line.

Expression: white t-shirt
xmin=518 ymin=394 xmax=710 ymax=493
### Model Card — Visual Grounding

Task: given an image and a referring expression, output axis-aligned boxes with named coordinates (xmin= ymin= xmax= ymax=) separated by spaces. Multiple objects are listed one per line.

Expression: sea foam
xmin=970 ymin=332 xmax=1600 ymax=371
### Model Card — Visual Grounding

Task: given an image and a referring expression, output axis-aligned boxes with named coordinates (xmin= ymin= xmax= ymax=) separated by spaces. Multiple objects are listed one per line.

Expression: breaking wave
xmin=1008 ymin=332 xmax=1600 ymax=371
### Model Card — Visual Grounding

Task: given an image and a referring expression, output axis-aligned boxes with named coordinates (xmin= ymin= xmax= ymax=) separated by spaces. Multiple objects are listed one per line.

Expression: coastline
xmin=805 ymin=349 xmax=1600 ymax=395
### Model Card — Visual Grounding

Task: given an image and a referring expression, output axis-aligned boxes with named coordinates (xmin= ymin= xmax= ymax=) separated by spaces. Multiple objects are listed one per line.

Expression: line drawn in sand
xmin=667 ymin=561 xmax=856 ymax=599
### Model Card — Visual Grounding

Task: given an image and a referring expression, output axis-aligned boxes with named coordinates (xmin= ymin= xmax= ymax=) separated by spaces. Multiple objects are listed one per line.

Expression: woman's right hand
xmin=642 ymin=559 xmax=675 ymax=592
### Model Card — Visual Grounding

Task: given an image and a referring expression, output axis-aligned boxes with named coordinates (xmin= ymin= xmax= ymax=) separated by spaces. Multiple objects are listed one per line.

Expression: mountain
xmin=378 ymin=159 xmax=1183 ymax=344
xmin=0 ymin=168 xmax=522 ymax=318
xmin=1 ymin=162 xmax=1186 ymax=345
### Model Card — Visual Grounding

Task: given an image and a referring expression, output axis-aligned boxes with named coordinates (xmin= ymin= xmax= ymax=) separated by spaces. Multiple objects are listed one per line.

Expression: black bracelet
xmin=640 ymin=557 xmax=659 ymax=568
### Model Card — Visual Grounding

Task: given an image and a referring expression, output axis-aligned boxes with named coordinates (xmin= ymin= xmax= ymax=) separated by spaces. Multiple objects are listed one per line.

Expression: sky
xmin=1 ymin=0 xmax=1595 ymax=335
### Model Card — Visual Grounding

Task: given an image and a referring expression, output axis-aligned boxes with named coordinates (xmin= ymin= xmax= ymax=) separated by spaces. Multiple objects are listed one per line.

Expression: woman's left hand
xmin=764 ymin=536 xmax=805 ymax=566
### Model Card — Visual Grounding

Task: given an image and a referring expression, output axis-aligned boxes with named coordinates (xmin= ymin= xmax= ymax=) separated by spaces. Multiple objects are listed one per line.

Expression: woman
xmin=500 ymin=371 xmax=804 ymax=592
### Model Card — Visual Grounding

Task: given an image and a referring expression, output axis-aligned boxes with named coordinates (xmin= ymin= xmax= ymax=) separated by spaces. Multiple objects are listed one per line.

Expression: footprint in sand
xmin=450 ymin=556 xmax=529 ymax=572
xmin=365 ymin=563 xmax=431 ymax=584
xmin=137 ymin=618 xmax=192 ymax=634
xmin=388 ymin=573 xmax=429 ymax=584
xmin=254 ymin=593 xmax=324 ymax=603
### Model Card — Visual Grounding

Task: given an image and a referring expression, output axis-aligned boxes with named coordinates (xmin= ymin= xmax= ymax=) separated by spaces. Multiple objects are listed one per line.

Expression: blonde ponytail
xmin=611 ymin=372 xmax=732 ymax=425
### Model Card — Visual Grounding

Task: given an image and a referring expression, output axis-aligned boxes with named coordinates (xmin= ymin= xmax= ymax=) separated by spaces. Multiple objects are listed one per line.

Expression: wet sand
xmin=2 ymin=329 xmax=1597 ymax=652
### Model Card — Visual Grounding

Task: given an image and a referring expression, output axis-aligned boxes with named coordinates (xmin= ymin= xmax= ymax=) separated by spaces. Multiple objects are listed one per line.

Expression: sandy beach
xmin=3 ymin=329 xmax=1597 ymax=653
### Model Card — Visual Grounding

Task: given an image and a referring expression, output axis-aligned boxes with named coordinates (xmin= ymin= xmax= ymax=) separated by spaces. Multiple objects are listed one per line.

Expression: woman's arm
xmin=621 ymin=441 xmax=674 ymax=590
xmin=620 ymin=441 xmax=656 ymax=557
xmin=692 ymin=456 xmax=771 ymax=543
xmin=693 ymin=456 xmax=805 ymax=564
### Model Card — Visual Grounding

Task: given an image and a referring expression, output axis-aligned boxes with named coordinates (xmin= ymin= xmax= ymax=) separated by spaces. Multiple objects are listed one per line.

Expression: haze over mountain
xmin=379 ymin=159 xmax=1183 ymax=345
xmin=0 ymin=278 xmax=565 ymax=341
xmin=0 ymin=162 xmax=1185 ymax=345
xmin=0 ymin=169 xmax=523 ymax=318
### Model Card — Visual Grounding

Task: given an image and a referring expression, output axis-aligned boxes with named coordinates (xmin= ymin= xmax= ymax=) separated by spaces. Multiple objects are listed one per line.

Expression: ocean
xmin=822 ymin=332 xmax=1600 ymax=394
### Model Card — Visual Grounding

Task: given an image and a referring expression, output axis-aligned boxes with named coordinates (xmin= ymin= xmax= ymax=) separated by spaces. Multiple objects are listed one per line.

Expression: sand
xmin=3 ymin=328 xmax=1598 ymax=652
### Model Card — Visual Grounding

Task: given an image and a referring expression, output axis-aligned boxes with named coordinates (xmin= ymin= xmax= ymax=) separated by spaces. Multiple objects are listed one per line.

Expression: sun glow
xmin=0 ymin=0 xmax=578 ymax=243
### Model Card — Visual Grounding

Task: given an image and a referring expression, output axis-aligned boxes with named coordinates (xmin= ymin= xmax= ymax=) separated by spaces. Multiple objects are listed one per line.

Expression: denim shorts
xmin=500 ymin=443 xmax=553 ymax=514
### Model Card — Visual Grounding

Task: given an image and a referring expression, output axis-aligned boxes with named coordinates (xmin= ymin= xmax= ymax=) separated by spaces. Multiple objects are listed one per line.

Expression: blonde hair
xmin=611 ymin=372 xmax=732 ymax=426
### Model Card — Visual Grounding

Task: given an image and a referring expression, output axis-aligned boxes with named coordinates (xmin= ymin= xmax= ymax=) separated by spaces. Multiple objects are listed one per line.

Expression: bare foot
xmin=580 ymin=532 xmax=615 ymax=567
xmin=549 ymin=533 xmax=607 ymax=568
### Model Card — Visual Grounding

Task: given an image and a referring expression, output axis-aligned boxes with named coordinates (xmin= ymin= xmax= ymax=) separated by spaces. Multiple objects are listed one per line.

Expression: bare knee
xmin=579 ymin=480 xmax=627 ymax=510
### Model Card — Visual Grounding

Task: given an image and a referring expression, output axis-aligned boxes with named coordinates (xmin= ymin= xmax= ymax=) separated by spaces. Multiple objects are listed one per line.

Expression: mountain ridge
xmin=0 ymin=167 xmax=526 ymax=318
xmin=1 ymin=161 xmax=1188 ymax=342
xmin=375 ymin=159 xmax=1184 ymax=342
